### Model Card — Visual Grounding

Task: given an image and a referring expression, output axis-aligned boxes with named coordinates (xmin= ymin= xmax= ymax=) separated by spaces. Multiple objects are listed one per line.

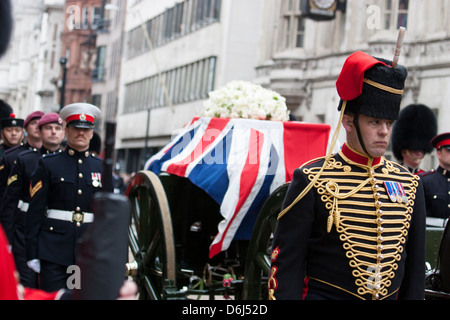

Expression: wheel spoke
xmin=125 ymin=171 xmax=176 ymax=300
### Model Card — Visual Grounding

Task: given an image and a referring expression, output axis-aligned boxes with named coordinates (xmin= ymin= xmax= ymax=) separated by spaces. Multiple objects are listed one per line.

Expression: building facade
xmin=1 ymin=0 xmax=449 ymax=174
xmin=116 ymin=0 xmax=450 ymax=174
xmin=0 ymin=0 xmax=65 ymax=117
xmin=59 ymin=0 xmax=103 ymax=109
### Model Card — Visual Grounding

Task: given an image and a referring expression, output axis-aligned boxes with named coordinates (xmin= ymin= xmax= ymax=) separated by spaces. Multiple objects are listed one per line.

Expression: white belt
xmin=46 ymin=209 xmax=94 ymax=223
xmin=426 ymin=217 xmax=448 ymax=228
xmin=17 ymin=200 xmax=29 ymax=212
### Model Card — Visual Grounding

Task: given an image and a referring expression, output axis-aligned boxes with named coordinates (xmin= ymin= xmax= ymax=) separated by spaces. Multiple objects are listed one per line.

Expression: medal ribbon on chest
xmin=383 ymin=181 xmax=408 ymax=204
xmin=91 ymin=172 xmax=102 ymax=187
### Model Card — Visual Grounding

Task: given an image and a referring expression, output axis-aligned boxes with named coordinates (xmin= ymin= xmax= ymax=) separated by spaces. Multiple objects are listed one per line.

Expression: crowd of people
xmin=0 ymin=101 xmax=136 ymax=299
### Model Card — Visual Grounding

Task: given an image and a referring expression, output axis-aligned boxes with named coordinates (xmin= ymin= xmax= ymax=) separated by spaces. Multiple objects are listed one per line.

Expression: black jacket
xmin=269 ymin=143 xmax=426 ymax=300
xmin=26 ymin=147 xmax=107 ymax=266
xmin=420 ymin=166 xmax=450 ymax=220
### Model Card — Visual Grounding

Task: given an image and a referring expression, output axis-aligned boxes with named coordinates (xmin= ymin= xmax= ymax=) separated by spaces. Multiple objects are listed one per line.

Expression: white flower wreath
xmin=201 ymin=81 xmax=290 ymax=121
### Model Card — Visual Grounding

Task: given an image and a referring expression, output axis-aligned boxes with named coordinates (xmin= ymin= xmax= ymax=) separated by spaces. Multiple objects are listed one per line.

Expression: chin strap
xmin=352 ymin=112 xmax=372 ymax=158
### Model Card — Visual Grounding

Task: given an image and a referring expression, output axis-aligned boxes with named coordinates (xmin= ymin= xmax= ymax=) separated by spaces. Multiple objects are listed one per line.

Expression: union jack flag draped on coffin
xmin=145 ymin=117 xmax=331 ymax=258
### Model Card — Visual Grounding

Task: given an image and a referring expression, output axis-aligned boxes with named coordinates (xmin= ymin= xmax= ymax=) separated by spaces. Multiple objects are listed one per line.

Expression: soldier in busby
xmin=269 ymin=51 xmax=426 ymax=300
xmin=391 ymin=104 xmax=437 ymax=174
xmin=0 ymin=111 xmax=24 ymax=152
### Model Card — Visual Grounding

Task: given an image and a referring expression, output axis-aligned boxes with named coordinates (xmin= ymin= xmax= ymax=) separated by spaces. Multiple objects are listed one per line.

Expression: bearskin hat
xmin=90 ymin=131 xmax=102 ymax=155
xmin=391 ymin=104 xmax=437 ymax=161
xmin=337 ymin=51 xmax=407 ymax=121
xmin=0 ymin=0 xmax=13 ymax=58
xmin=0 ymin=100 xmax=13 ymax=120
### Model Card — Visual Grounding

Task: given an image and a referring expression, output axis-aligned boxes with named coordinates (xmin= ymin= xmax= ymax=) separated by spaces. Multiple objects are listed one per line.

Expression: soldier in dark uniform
xmin=269 ymin=51 xmax=426 ymax=300
xmin=1 ymin=113 xmax=64 ymax=288
xmin=0 ymin=113 xmax=25 ymax=153
xmin=419 ymin=132 xmax=450 ymax=225
xmin=26 ymin=103 xmax=110 ymax=292
xmin=0 ymin=112 xmax=44 ymax=215
xmin=391 ymin=104 xmax=437 ymax=174
xmin=0 ymin=100 xmax=14 ymax=158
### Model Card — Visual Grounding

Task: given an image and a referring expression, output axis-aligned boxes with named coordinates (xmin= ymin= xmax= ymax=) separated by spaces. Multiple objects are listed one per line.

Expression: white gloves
xmin=27 ymin=259 xmax=41 ymax=273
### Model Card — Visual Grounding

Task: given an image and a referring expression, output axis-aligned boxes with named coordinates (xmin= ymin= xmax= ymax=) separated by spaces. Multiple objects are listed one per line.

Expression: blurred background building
xmin=1 ymin=0 xmax=449 ymax=174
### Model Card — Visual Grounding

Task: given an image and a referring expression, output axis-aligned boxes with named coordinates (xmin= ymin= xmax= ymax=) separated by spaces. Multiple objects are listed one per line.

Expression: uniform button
xmin=78 ymin=159 xmax=83 ymax=164
xmin=433 ymin=195 xmax=437 ymax=199
xmin=79 ymin=173 xmax=83 ymax=178
xmin=76 ymin=207 xmax=81 ymax=211
xmin=60 ymin=177 xmax=64 ymax=181
xmin=49 ymin=227 xmax=53 ymax=231
xmin=78 ymin=189 xmax=82 ymax=195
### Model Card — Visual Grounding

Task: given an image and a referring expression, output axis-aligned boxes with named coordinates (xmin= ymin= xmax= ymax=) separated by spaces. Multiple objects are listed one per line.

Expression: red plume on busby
xmin=336 ymin=51 xmax=408 ymax=120
xmin=391 ymin=104 xmax=437 ymax=161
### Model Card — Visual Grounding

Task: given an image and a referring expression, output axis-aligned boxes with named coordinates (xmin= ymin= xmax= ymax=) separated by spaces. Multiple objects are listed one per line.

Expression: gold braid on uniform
xmin=302 ymin=153 xmax=418 ymax=300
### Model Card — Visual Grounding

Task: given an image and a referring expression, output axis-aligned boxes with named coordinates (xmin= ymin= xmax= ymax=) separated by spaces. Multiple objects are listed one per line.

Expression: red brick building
xmin=59 ymin=0 xmax=103 ymax=108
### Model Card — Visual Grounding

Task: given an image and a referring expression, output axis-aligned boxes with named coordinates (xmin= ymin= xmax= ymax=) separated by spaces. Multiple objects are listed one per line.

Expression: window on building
xmin=127 ymin=0 xmax=221 ymax=59
xmin=123 ymin=56 xmax=217 ymax=114
xmin=280 ymin=0 xmax=305 ymax=50
xmin=93 ymin=46 xmax=106 ymax=81
xmin=384 ymin=0 xmax=409 ymax=30
xmin=91 ymin=7 xmax=102 ymax=28
xmin=82 ymin=7 xmax=89 ymax=29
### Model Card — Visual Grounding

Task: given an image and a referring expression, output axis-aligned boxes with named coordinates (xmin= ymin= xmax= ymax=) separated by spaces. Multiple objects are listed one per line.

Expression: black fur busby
xmin=391 ymin=104 xmax=437 ymax=161
xmin=0 ymin=0 xmax=13 ymax=58
xmin=0 ymin=100 xmax=13 ymax=120
xmin=338 ymin=53 xmax=407 ymax=121
xmin=90 ymin=131 xmax=102 ymax=155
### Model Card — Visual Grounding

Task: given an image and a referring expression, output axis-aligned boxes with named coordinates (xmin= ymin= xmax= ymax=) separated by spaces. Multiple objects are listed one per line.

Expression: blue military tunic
xmin=26 ymin=147 xmax=105 ymax=267
xmin=269 ymin=143 xmax=426 ymax=300
xmin=420 ymin=166 xmax=450 ymax=220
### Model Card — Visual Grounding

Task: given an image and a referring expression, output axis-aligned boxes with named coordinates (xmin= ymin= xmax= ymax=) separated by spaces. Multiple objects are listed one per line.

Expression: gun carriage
xmin=124 ymin=116 xmax=330 ymax=300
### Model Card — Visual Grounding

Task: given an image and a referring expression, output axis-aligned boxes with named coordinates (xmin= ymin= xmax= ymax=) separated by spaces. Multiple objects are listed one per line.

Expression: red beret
xmin=24 ymin=111 xmax=44 ymax=127
xmin=38 ymin=113 xmax=63 ymax=127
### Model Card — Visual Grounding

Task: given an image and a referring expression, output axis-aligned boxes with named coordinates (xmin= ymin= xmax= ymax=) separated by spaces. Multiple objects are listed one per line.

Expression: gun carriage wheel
xmin=125 ymin=170 xmax=177 ymax=300
xmin=242 ymin=183 xmax=288 ymax=300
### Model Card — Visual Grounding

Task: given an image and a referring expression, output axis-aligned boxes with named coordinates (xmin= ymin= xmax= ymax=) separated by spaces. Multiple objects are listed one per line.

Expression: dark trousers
xmin=12 ymin=214 xmax=38 ymax=288
xmin=40 ymin=259 xmax=69 ymax=292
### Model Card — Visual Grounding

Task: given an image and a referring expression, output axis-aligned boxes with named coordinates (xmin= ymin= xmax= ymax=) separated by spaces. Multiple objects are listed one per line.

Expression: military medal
xmin=92 ymin=173 xmax=102 ymax=187
xmin=384 ymin=181 xmax=407 ymax=204
xmin=395 ymin=182 xmax=408 ymax=204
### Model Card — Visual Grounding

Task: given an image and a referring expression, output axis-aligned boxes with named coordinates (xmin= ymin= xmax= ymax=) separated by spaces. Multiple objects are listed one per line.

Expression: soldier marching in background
xmin=1 ymin=113 xmax=65 ymax=288
xmin=269 ymin=51 xmax=426 ymax=300
xmin=420 ymin=132 xmax=450 ymax=226
xmin=26 ymin=103 xmax=111 ymax=292
xmin=0 ymin=100 xmax=14 ymax=158
xmin=0 ymin=111 xmax=44 ymax=196
xmin=391 ymin=104 xmax=437 ymax=174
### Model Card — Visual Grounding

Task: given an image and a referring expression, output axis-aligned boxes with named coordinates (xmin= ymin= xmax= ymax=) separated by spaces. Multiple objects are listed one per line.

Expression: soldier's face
xmin=437 ymin=147 xmax=450 ymax=170
xmin=25 ymin=119 xmax=42 ymax=141
xmin=65 ymin=125 xmax=93 ymax=152
xmin=41 ymin=123 xmax=64 ymax=150
xmin=1 ymin=126 xmax=24 ymax=147
xmin=343 ymin=113 xmax=394 ymax=158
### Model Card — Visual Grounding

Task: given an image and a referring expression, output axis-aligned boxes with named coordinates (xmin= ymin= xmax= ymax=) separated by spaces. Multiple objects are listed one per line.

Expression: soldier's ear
xmin=342 ymin=114 xmax=354 ymax=132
